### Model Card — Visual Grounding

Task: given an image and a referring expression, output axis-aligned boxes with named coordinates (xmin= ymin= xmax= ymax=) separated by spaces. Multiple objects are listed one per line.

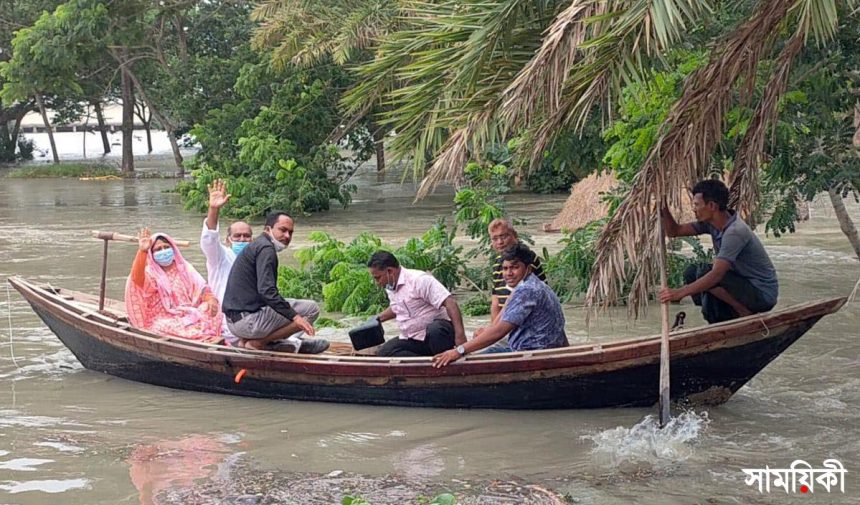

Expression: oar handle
xmin=91 ymin=230 xmax=191 ymax=248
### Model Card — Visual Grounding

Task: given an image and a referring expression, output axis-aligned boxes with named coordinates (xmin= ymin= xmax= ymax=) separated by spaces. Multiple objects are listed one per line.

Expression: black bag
xmin=347 ymin=317 xmax=385 ymax=351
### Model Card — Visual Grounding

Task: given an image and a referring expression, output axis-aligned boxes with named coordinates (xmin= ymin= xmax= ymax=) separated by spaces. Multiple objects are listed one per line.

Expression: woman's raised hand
xmin=137 ymin=227 xmax=152 ymax=252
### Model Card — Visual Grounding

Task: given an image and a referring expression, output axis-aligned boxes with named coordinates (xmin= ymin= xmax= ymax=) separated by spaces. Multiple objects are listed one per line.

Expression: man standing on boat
xmin=659 ymin=179 xmax=778 ymax=323
xmin=221 ymin=211 xmax=329 ymax=353
xmin=433 ymin=243 xmax=568 ymax=367
xmin=367 ymin=251 xmax=467 ymax=357
xmin=487 ymin=218 xmax=546 ymax=324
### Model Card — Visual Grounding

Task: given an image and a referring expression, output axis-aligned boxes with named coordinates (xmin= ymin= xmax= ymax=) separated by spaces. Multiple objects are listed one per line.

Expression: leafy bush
xmin=545 ymin=219 xmax=712 ymax=303
xmin=460 ymin=293 xmax=491 ymax=316
xmin=453 ymin=161 xmax=512 ymax=251
xmin=16 ymin=137 xmax=35 ymax=161
xmin=544 ymin=220 xmax=605 ymax=302
xmin=279 ymin=223 xmax=471 ymax=317
xmin=175 ymin=61 xmax=367 ymax=218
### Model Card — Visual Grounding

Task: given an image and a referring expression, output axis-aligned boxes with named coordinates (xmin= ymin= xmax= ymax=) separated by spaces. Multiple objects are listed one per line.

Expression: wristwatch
xmin=456 ymin=344 xmax=466 ymax=356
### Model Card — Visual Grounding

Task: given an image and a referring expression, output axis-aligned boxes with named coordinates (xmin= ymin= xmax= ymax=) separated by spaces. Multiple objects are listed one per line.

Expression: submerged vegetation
xmin=6 ymin=162 xmax=118 ymax=178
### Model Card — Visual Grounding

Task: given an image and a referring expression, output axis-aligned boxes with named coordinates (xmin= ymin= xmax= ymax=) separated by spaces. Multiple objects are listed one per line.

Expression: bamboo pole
xmin=91 ymin=230 xmax=190 ymax=247
xmin=657 ymin=219 xmax=672 ymax=428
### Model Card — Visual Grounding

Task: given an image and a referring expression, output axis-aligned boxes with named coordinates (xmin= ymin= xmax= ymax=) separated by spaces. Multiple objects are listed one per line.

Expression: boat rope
xmin=758 ymin=317 xmax=770 ymax=337
xmin=5 ymin=283 xmax=21 ymax=369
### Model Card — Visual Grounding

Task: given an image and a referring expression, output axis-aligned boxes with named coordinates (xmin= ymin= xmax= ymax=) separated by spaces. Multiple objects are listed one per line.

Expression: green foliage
xmin=544 ymin=220 xmax=605 ymax=302
xmin=545 ymin=220 xmax=712 ymax=302
xmin=315 ymin=317 xmax=347 ymax=329
xmin=454 ymin=161 xmax=511 ymax=245
xmin=666 ymin=237 xmax=714 ymax=288
xmin=396 ymin=221 xmax=464 ymax=290
xmin=6 ymin=163 xmax=117 ymax=178
xmin=761 ymin=19 xmax=860 ymax=235
xmin=602 ymin=52 xmax=707 ymax=183
xmin=176 ymin=61 xmax=363 ymax=218
xmin=341 ymin=497 xmax=370 ymax=505
xmin=342 ymin=494 xmax=456 ymax=505
xmin=526 ymin=120 xmax=606 ymax=194
xmin=278 ymin=223 xmax=471 ymax=317
xmin=276 ymin=266 xmax=323 ymax=301
xmin=460 ymin=294 xmax=491 ymax=317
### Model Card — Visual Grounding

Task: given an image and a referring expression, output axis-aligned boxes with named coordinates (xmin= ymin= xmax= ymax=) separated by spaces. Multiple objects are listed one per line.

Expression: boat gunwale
xmin=8 ymin=276 xmax=846 ymax=377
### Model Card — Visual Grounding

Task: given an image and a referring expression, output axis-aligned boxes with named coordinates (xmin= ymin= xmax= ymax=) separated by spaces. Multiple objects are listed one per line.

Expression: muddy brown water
xmin=1 ymin=161 xmax=858 ymax=504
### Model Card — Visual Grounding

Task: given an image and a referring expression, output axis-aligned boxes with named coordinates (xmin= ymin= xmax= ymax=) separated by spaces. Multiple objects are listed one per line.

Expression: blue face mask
xmin=231 ymin=242 xmax=249 ymax=256
xmin=153 ymin=248 xmax=175 ymax=267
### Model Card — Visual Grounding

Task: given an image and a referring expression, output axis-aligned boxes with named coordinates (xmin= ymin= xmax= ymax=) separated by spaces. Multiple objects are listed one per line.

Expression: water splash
xmin=582 ymin=410 xmax=710 ymax=470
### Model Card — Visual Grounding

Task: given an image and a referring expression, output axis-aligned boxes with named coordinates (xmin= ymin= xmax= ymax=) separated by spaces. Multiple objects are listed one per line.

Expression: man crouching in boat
xmin=368 ymin=251 xmax=467 ymax=357
xmin=433 ymin=243 xmax=568 ymax=367
xmin=200 ymin=179 xmax=312 ymax=352
xmin=659 ymin=179 xmax=778 ymax=323
xmin=221 ymin=211 xmax=329 ymax=353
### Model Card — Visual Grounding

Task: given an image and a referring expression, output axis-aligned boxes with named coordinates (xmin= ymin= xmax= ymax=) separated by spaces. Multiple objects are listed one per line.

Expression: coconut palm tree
xmin=336 ymin=0 xmax=856 ymax=313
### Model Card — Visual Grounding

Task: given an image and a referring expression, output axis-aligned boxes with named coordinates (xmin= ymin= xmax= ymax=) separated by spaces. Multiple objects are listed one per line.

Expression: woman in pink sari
xmin=125 ymin=227 xmax=222 ymax=342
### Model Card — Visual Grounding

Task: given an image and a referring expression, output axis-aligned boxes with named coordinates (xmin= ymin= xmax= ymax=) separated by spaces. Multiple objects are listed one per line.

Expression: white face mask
xmin=267 ymin=231 xmax=286 ymax=252
xmin=384 ymin=271 xmax=396 ymax=292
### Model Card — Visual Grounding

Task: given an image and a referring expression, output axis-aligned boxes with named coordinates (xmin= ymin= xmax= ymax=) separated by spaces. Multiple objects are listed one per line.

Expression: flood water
xmin=0 ymin=156 xmax=858 ymax=504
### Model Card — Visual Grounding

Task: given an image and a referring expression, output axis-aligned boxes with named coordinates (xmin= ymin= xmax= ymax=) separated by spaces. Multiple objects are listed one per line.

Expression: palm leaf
xmin=585 ymin=0 xmax=796 ymax=316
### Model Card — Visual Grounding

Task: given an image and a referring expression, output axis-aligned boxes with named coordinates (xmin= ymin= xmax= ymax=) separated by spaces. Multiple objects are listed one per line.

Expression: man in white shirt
xmin=200 ymin=179 xmax=317 ymax=351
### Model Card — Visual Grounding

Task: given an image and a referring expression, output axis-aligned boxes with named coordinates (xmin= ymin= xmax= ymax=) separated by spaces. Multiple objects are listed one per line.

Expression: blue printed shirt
xmin=501 ymin=273 xmax=568 ymax=351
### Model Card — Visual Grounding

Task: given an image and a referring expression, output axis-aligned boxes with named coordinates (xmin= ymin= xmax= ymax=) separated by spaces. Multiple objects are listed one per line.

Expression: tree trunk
xmin=372 ymin=122 xmax=385 ymax=181
xmin=11 ymin=112 xmax=23 ymax=146
xmin=0 ymin=122 xmax=12 ymax=162
xmin=133 ymin=101 xmax=154 ymax=154
xmin=828 ymin=185 xmax=860 ymax=263
xmin=93 ymin=101 xmax=111 ymax=155
xmin=121 ymin=65 xmax=135 ymax=174
xmin=144 ymin=119 xmax=153 ymax=153
xmin=174 ymin=16 xmax=188 ymax=63
xmin=167 ymin=130 xmax=183 ymax=175
xmin=122 ymin=64 xmax=183 ymax=172
xmin=34 ymin=93 xmax=59 ymax=164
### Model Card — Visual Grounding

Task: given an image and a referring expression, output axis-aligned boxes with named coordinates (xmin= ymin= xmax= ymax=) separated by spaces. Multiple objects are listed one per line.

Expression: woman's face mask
xmin=231 ymin=241 xmax=249 ymax=256
xmin=153 ymin=247 xmax=175 ymax=267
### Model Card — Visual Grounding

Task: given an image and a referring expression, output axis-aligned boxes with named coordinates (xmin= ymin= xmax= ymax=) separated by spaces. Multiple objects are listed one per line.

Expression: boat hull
xmin=27 ymin=296 xmax=826 ymax=409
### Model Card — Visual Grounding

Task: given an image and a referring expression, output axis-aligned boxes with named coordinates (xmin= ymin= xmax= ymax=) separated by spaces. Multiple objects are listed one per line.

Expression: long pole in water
xmin=657 ymin=218 xmax=672 ymax=428
xmin=98 ymin=237 xmax=110 ymax=312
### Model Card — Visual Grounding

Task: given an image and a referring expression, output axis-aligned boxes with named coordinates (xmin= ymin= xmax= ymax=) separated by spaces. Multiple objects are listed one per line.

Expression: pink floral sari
xmin=125 ymin=233 xmax=222 ymax=342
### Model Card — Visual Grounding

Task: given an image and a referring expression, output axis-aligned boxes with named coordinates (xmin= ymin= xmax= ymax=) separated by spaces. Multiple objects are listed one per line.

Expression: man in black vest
xmin=222 ymin=211 xmax=329 ymax=353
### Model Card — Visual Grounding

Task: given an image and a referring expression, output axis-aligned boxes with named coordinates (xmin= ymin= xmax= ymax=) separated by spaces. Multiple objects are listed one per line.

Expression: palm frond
xmin=585 ymin=0 xmax=796 ymax=316
xmin=350 ymin=0 xmax=556 ymax=183
xmin=729 ymin=33 xmax=805 ymax=220
xmin=512 ymin=0 xmax=709 ymax=174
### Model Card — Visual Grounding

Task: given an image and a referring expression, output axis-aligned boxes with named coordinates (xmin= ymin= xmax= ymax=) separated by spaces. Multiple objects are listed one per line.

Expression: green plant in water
xmin=341 ymin=496 xmax=370 ymax=505
xmin=279 ymin=222 xmax=474 ymax=317
xmin=460 ymin=293 xmax=491 ymax=317
xmin=7 ymin=163 xmax=118 ymax=178
xmin=454 ymin=161 xmax=512 ymax=252
xmin=545 ymin=219 xmax=711 ymax=303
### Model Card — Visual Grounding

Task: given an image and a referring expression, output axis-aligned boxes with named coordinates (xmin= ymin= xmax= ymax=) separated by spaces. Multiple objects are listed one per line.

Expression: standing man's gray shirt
xmin=692 ymin=212 xmax=778 ymax=306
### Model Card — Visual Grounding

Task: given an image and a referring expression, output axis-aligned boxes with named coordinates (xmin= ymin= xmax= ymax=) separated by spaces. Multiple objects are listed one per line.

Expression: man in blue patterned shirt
xmin=433 ymin=243 xmax=568 ymax=367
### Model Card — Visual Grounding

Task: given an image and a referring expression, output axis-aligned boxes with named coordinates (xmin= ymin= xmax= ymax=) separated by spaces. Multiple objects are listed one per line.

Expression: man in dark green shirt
xmin=487 ymin=218 xmax=546 ymax=323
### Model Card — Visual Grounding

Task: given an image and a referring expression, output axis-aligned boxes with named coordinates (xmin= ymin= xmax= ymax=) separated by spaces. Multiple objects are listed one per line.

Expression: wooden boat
xmin=8 ymin=276 xmax=845 ymax=410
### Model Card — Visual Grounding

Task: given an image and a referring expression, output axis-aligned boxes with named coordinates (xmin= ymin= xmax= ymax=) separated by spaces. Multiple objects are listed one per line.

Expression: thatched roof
xmin=544 ymin=171 xmax=694 ymax=233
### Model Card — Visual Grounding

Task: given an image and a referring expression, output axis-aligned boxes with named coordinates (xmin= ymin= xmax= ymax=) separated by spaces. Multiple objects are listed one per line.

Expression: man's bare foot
xmin=240 ymin=339 xmax=267 ymax=350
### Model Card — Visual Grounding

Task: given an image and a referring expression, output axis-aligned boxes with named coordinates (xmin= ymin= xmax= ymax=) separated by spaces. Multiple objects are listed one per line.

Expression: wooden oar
xmin=657 ymin=218 xmax=672 ymax=428
xmin=91 ymin=230 xmax=191 ymax=247
xmin=90 ymin=230 xmax=191 ymax=312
